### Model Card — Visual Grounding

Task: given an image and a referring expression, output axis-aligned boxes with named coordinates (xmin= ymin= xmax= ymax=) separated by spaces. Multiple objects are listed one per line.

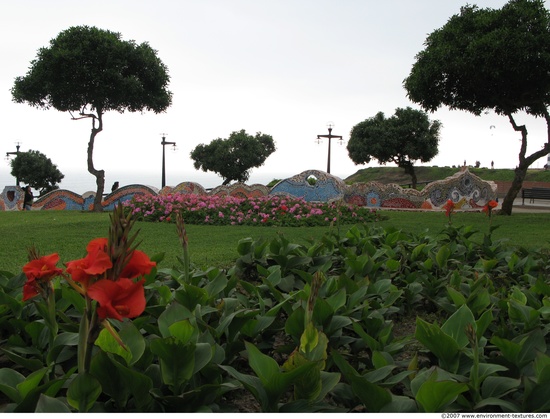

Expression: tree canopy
xmin=10 ymin=150 xmax=64 ymax=195
xmin=12 ymin=26 xmax=172 ymax=211
xmin=347 ymin=107 xmax=441 ymax=189
xmin=404 ymin=0 xmax=550 ymax=214
xmin=190 ymin=130 xmax=276 ymax=185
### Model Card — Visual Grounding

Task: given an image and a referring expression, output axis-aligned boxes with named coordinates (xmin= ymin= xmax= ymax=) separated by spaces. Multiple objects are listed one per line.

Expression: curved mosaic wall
xmin=1 ymin=169 xmax=497 ymax=211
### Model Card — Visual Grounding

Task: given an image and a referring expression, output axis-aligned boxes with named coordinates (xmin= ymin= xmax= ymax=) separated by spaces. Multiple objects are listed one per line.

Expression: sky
xmin=2 ymin=0 xmax=550 ymax=194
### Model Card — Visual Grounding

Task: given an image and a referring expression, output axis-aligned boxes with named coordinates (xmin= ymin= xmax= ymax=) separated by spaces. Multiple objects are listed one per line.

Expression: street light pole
xmin=160 ymin=134 xmax=176 ymax=188
xmin=316 ymin=123 xmax=342 ymax=174
xmin=5 ymin=143 xmax=21 ymax=186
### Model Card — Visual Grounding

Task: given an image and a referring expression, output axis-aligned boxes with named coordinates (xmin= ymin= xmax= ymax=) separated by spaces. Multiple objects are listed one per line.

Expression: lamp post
xmin=316 ymin=123 xmax=343 ymax=174
xmin=160 ymin=134 xmax=176 ymax=188
xmin=5 ymin=143 xmax=21 ymax=186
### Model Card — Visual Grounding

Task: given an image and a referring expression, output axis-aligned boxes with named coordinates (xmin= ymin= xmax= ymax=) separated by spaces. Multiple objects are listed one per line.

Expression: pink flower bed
xmin=124 ymin=193 xmax=381 ymax=226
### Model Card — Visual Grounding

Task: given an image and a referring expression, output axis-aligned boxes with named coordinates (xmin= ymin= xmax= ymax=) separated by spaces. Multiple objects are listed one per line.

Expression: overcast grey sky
xmin=2 ymin=0 xmax=549 ymax=192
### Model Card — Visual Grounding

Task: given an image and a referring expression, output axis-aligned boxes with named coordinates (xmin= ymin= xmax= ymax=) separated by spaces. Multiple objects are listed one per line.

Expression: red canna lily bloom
xmin=66 ymin=239 xmax=112 ymax=288
xmin=22 ymin=279 xmax=40 ymax=301
xmin=22 ymin=254 xmax=63 ymax=301
xmin=120 ymin=250 xmax=156 ymax=279
xmin=443 ymin=199 xmax=455 ymax=217
xmin=482 ymin=200 xmax=498 ymax=215
xmin=87 ymin=278 xmax=146 ymax=321
xmin=23 ymin=253 xmax=63 ymax=281
xmin=86 ymin=238 xmax=108 ymax=253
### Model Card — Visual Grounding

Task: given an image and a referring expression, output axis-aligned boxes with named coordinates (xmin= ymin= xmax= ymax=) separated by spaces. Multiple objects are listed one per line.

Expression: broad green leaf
xmin=475 ymin=310 xmax=494 ymax=340
xmin=534 ymin=353 xmax=550 ymax=383
xmin=385 ymin=259 xmax=400 ymax=272
xmin=476 ymin=363 xmax=508 ymax=382
xmin=441 ymin=304 xmax=476 ymax=349
xmin=35 ymin=394 xmax=71 ymax=413
xmin=157 ymin=302 xmax=192 ymax=338
xmin=364 ymin=365 xmax=396 ymax=384
xmin=245 ymin=341 xmax=280 ymax=385
xmin=66 ymin=372 xmax=102 ymax=413
xmin=332 ymin=350 xmax=391 ymax=412
xmin=219 ymin=365 xmax=268 ymax=411
xmin=168 ymin=319 xmax=196 ymax=344
xmin=446 ymin=286 xmax=467 ymax=306
xmin=481 ymin=376 xmax=521 ymax=399
xmin=411 ymin=243 xmax=427 ymax=262
xmin=0 ymin=368 xmax=25 ymax=403
xmin=16 ymin=367 xmax=48 ymax=400
xmin=150 ymin=337 xmax=195 ymax=393
xmin=474 ymin=397 xmax=520 ymax=413
xmin=435 ymin=245 xmax=451 ymax=269
xmin=381 ymin=395 xmax=418 ymax=413
xmin=325 ymin=287 xmax=346 ymax=312
xmin=524 ymin=381 xmax=550 ymax=412
xmin=94 ymin=321 xmax=145 ymax=366
xmin=90 ymin=351 xmax=154 ymax=411
xmin=416 ymin=380 xmax=468 ymax=412
xmin=415 ymin=318 xmax=460 ymax=372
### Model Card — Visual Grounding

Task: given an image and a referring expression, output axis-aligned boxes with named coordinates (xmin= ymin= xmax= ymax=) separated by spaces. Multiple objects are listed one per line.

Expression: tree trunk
xmin=400 ymin=161 xmax=417 ymax=189
xmin=86 ymin=112 xmax=105 ymax=212
xmin=500 ymin=113 xmax=550 ymax=215
xmin=501 ymin=166 xmax=527 ymax=215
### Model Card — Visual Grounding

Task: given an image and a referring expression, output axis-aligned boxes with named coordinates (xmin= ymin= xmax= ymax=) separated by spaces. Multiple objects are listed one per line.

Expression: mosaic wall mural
xmin=1 ymin=169 xmax=497 ymax=212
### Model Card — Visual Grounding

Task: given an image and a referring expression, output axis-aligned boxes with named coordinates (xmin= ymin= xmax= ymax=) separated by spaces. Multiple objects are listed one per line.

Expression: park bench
xmin=522 ymin=187 xmax=550 ymax=205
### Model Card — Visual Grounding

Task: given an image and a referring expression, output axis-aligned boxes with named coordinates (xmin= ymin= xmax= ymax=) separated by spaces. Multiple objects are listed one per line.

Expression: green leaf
xmin=168 ymin=319 xmax=196 ymax=344
xmin=524 ymin=381 xmax=550 ymax=412
xmin=245 ymin=341 xmax=280 ymax=385
xmin=332 ymin=350 xmax=391 ymax=412
xmin=0 ymin=368 xmax=25 ymax=403
xmin=90 ymin=351 xmax=154 ymax=411
xmin=416 ymin=380 xmax=468 ymax=412
xmin=66 ymin=372 xmax=102 ymax=413
xmin=446 ymin=286 xmax=467 ymax=306
xmin=474 ymin=397 xmax=520 ymax=413
xmin=35 ymin=394 xmax=71 ymax=413
xmin=150 ymin=337 xmax=195 ymax=393
xmin=415 ymin=318 xmax=460 ymax=372
xmin=481 ymin=376 xmax=521 ymax=399
xmin=16 ymin=367 xmax=48 ymax=400
xmin=157 ymin=302 xmax=192 ymax=338
xmin=441 ymin=304 xmax=476 ymax=349
xmin=435 ymin=245 xmax=451 ymax=269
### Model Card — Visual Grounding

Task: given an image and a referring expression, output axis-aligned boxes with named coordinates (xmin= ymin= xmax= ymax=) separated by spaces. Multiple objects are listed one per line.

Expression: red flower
xmin=22 ymin=254 xmax=63 ymax=301
xmin=23 ymin=253 xmax=63 ymax=281
xmin=66 ymin=238 xmax=112 ymax=287
xmin=482 ymin=200 xmax=498 ymax=215
xmin=22 ymin=279 xmax=40 ymax=301
xmin=443 ymin=199 xmax=455 ymax=217
xmin=87 ymin=278 xmax=146 ymax=321
xmin=280 ymin=205 xmax=289 ymax=212
xmin=120 ymin=250 xmax=156 ymax=279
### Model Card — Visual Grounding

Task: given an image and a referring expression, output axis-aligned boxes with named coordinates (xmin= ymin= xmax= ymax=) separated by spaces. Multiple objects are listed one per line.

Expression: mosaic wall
xmin=270 ymin=170 xmax=346 ymax=202
xmin=0 ymin=169 xmax=497 ymax=212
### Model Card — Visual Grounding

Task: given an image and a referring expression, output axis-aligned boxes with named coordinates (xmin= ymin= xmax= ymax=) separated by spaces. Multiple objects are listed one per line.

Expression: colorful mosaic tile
xmin=1 ymin=186 xmax=23 ymax=211
xmin=211 ymin=183 xmax=270 ymax=199
xmin=269 ymin=170 xmax=346 ymax=202
xmin=0 ymin=169 xmax=497 ymax=212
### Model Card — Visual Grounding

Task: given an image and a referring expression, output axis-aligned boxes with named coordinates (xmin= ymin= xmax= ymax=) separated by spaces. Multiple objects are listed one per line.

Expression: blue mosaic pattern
xmin=269 ymin=170 xmax=346 ymax=202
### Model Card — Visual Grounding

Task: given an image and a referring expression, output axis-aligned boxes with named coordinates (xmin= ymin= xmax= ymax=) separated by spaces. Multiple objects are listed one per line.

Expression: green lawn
xmin=1 ymin=209 xmax=549 ymax=274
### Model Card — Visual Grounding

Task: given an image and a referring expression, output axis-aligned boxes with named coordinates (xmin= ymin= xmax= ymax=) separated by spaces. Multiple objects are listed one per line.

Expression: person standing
xmin=23 ymin=186 xmax=33 ymax=211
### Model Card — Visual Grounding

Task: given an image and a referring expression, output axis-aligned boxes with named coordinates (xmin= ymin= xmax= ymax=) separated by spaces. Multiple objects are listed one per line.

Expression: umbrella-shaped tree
xmin=12 ymin=26 xmax=172 ymax=211
xmin=404 ymin=0 xmax=550 ymax=215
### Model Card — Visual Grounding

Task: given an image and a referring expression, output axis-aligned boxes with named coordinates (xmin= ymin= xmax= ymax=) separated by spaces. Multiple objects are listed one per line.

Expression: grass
xmin=2 ymin=209 xmax=550 ymax=275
